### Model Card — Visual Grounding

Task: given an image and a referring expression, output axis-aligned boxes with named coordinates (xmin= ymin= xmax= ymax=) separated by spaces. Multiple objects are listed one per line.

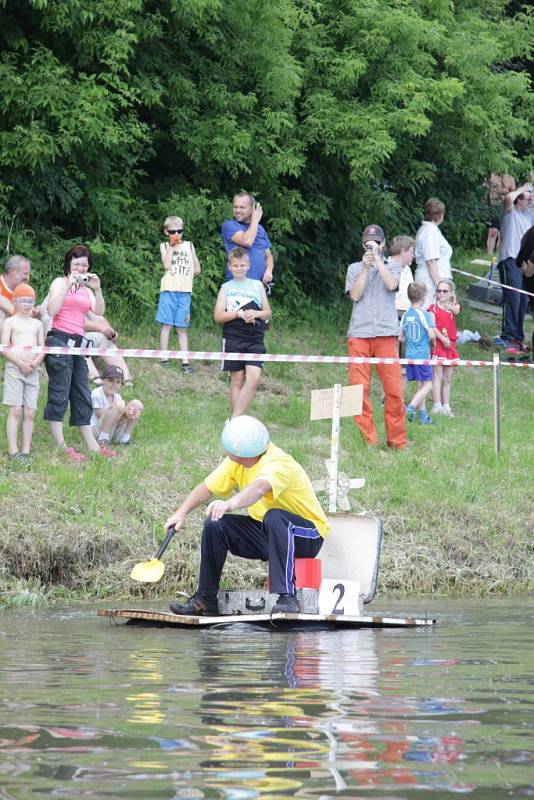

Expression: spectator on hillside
xmin=414 ymin=198 xmax=453 ymax=309
xmin=0 ymin=255 xmax=31 ymax=338
xmin=496 ymin=183 xmax=534 ymax=351
xmin=345 ymin=224 xmax=407 ymax=449
xmin=485 ymin=173 xmax=515 ymax=256
xmin=90 ymin=365 xmax=143 ymax=446
xmin=157 ymin=215 xmax=201 ymax=374
xmin=214 ymin=247 xmax=271 ymax=418
xmin=221 ymin=192 xmax=274 ymax=285
xmin=43 ymin=244 xmax=117 ymax=461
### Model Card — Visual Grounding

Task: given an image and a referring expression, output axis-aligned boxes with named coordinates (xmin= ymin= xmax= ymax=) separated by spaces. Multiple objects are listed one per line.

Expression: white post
xmin=328 ymin=384 xmax=342 ymax=513
xmin=493 ymin=353 xmax=501 ymax=455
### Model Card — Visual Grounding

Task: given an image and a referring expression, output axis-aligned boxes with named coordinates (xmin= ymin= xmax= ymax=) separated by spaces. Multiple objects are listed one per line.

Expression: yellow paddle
xmin=130 ymin=526 xmax=176 ymax=583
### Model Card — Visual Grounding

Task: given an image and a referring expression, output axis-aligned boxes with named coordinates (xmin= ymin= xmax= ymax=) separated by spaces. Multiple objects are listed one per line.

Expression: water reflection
xmin=0 ymin=599 xmax=532 ymax=798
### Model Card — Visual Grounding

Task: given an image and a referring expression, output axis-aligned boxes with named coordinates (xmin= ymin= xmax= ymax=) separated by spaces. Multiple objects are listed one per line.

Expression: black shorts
xmin=43 ymin=330 xmax=93 ymax=426
xmin=221 ymin=335 xmax=265 ymax=372
xmin=486 ymin=216 xmax=500 ymax=231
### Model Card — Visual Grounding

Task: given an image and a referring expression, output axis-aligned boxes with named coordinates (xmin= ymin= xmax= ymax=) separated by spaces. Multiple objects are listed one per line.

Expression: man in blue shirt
xmin=221 ymin=192 xmax=274 ymax=284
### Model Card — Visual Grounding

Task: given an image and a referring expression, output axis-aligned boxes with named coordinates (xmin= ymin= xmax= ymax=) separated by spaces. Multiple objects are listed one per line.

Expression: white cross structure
xmin=310 ymin=383 xmax=365 ymax=513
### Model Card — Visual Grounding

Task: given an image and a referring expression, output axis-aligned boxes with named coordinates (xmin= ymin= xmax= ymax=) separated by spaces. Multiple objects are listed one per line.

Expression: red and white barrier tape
xmin=451 ymin=266 xmax=534 ymax=299
xmin=1 ymin=345 xmax=533 ymax=368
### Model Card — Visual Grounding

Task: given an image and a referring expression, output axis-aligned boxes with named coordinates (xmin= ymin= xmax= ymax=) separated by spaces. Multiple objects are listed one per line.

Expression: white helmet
xmin=221 ymin=416 xmax=270 ymax=458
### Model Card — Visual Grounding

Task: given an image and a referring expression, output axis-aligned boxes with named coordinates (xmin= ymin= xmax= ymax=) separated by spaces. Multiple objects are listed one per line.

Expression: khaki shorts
xmin=91 ymin=417 xmax=128 ymax=443
xmin=3 ymin=361 xmax=40 ymax=409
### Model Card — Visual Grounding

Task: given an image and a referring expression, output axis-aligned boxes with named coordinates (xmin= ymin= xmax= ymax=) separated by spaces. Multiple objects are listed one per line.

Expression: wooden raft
xmin=97 ymin=608 xmax=436 ymax=629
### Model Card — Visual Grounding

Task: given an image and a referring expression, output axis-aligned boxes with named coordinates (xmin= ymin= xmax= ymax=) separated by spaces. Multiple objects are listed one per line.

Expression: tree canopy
xmin=1 ymin=0 xmax=532 ymax=316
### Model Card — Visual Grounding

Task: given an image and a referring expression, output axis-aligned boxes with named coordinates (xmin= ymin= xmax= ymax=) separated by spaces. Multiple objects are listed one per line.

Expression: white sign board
xmin=319 ymin=579 xmax=361 ymax=616
xmin=310 ymin=384 xmax=363 ymax=421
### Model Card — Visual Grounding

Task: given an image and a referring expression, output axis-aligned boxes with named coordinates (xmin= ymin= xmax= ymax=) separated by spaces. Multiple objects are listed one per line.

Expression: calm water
xmin=0 ymin=598 xmax=532 ymax=799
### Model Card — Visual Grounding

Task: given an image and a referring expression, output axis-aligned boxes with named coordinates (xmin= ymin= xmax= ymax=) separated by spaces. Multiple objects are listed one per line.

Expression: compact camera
xmin=76 ymin=273 xmax=92 ymax=284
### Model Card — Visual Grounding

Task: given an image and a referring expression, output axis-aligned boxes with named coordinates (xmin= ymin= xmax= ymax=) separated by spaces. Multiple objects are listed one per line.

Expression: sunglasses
xmin=167 ymin=229 xmax=184 ymax=235
xmin=436 ymin=289 xmax=450 ymax=293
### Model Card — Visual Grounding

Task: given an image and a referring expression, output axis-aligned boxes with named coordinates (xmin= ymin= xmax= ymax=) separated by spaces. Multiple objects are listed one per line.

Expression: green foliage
xmin=0 ymin=0 xmax=532 ymax=312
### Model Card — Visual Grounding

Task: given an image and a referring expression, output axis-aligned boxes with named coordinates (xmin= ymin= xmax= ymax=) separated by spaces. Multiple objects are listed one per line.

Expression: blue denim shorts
xmin=156 ymin=291 xmax=192 ymax=327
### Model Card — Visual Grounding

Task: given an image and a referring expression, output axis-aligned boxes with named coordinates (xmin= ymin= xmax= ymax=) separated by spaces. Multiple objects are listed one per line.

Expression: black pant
xmin=498 ymin=258 xmax=527 ymax=342
xmin=43 ymin=330 xmax=93 ymax=426
xmin=198 ymin=509 xmax=323 ymax=596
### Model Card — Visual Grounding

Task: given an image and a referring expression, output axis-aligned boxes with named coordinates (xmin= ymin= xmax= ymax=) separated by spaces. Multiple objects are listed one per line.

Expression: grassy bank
xmin=1 ymin=255 xmax=533 ymax=606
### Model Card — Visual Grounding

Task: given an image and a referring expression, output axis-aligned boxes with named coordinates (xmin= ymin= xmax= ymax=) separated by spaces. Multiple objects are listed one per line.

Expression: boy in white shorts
xmin=90 ymin=365 xmax=143 ymax=446
xmin=1 ymin=283 xmax=44 ymax=459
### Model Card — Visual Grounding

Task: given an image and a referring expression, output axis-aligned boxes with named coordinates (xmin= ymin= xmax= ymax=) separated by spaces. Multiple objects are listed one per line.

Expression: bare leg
xmin=160 ymin=324 xmax=171 ymax=351
xmin=441 ymin=367 xmax=454 ymax=406
xmin=96 ymin=399 xmax=125 ymax=440
xmin=177 ymin=328 xmax=190 ymax=366
xmin=78 ymin=425 xmax=101 ymax=452
xmin=86 ymin=357 xmax=99 ymax=380
xmin=115 ymin=400 xmax=143 ymax=442
xmin=232 ymin=365 xmax=262 ymax=417
xmin=49 ymin=420 xmax=66 ymax=449
xmin=21 ymin=407 xmax=36 ymax=454
xmin=410 ymin=380 xmax=433 ymax=411
xmin=487 ymin=227 xmax=499 ymax=255
xmin=6 ymin=407 xmax=22 ymax=455
xmin=432 ymin=365 xmax=443 ymax=405
xmin=229 ymin=371 xmax=245 ymax=412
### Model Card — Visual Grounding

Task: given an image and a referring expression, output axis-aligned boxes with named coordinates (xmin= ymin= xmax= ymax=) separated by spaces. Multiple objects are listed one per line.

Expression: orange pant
xmin=347 ymin=336 xmax=407 ymax=448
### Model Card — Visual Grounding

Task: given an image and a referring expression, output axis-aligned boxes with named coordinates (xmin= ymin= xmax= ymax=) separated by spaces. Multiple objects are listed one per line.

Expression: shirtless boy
xmin=1 ymin=283 xmax=44 ymax=459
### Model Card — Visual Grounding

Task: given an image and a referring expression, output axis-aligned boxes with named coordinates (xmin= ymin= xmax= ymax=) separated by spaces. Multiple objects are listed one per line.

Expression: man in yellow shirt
xmin=165 ymin=416 xmax=330 ymax=616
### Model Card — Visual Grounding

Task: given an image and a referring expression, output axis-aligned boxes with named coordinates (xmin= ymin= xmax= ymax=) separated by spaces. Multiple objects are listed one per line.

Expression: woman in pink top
xmin=43 ymin=245 xmax=116 ymax=460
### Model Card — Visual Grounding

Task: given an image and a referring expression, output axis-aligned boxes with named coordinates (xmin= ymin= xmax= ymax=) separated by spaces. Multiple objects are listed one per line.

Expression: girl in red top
xmin=428 ymin=279 xmax=461 ymax=417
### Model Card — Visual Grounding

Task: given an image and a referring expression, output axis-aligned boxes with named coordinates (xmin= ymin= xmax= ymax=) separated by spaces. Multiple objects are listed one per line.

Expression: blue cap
xmin=221 ymin=416 xmax=270 ymax=458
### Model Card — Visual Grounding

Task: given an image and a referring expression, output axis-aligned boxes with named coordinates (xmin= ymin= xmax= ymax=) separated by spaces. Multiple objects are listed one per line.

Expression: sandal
xmin=99 ymin=446 xmax=118 ymax=458
xmin=64 ymin=447 xmax=87 ymax=462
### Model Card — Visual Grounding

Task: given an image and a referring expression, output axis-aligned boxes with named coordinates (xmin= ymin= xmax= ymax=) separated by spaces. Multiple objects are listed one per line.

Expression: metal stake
xmin=493 ymin=353 xmax=501 ymax=455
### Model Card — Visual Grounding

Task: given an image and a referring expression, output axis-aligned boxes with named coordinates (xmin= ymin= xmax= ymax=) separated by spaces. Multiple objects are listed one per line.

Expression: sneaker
xmin=492 ymin=336 xmax=507 ymax=347
xmin=64 ymin=447 xmax=87 ymax=462
xmin=169 ymin=593 xmax=219 ymax=616
xmin=182 ymin=364 xmax=193 ymax=375
xmin=159 ymin=359 xmax=171 ymax=368
xmin=432 ymin=403 xmax=443 ymax=414
xmin=271 ymin=593 xmax=300 ymax=614
xmin=418 ymin=411 xmax=433 ymax=425
xmin=8 ymin=452 xmax=20 ymax=460
xmin=441 ymin=407 xmax=455 ymax=417
xmin=405 ymin=404 xmax=416 ymax=422
xmin=99 ymin=446 xmax=118 ymax=458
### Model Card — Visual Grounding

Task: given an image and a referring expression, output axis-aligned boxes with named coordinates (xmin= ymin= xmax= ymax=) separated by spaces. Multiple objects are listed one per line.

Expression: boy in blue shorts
xmin=157 ymin=215 xmax=201 ymax=374
xmin=400 ymin=282 xmax=436 ymax=424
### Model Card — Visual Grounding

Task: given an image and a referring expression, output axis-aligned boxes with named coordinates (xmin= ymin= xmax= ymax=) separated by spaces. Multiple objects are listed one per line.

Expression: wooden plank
xmin=310 ymin=384 xmax=363 ymax=421
xmin=97 ymin=608 xmax=436 ymax=629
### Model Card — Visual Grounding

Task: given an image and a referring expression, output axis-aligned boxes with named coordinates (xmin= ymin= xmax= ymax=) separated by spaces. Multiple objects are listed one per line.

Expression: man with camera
xmin=345 ymin=225 xmax=407 ymax=449
xmin=221 ymin=192 xmax=274 ymax=285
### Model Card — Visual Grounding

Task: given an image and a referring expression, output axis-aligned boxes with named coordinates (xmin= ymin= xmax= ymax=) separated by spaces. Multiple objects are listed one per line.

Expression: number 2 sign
xmin=318 ymin=579 xmax=362 ymax=616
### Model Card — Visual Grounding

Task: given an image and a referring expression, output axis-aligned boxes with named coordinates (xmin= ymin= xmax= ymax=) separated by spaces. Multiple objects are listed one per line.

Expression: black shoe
xmin=169 ymin=593 xmax=219 ymax=616
xmin=271 ymin=593 xmax=300 ymax=614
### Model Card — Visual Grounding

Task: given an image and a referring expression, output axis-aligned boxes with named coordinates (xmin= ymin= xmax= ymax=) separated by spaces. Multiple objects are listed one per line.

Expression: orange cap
xmin=13 ymin=283 xmax=35 ymax=299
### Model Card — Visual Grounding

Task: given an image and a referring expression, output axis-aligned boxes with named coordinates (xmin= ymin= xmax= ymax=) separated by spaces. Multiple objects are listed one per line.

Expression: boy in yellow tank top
xmin=157 ymin=215 xmax=201 ymax=374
